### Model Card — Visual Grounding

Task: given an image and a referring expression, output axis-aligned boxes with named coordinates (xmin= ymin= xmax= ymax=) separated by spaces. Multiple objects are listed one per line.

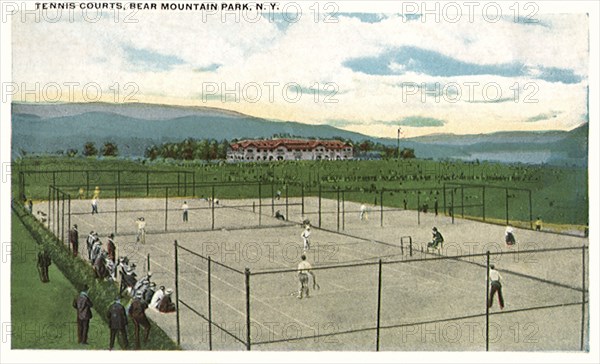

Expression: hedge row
xmin=11 ymin=202 xmax=179 ymax=350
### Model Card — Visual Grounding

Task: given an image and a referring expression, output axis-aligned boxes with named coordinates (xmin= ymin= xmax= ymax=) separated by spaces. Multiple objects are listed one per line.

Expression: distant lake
xmin=458 ymin=150 xmax=559 ymax=165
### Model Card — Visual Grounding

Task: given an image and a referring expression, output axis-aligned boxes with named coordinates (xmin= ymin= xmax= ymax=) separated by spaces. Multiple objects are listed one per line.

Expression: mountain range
xmin=11 ymin=102 xmax=588 ymax=166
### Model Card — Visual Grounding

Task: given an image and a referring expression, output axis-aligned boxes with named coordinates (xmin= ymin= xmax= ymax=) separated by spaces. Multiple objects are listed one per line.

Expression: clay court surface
xmin=35 ymin=196 xmax=589 ymax=351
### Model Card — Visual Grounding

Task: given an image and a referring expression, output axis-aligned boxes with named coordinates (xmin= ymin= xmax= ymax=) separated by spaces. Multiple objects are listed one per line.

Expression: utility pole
xmin=397 ymin=127 xmax=401 ymax=159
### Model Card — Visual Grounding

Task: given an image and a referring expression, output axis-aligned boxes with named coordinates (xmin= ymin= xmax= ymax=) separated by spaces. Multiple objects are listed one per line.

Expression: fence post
xmin=485 ymin=250 xmax=490 ymax=351
xmin=208 ymin=256 xmax=213 ymax=351
xmin=177 ymin=172 xmax=181 ymax=196
xmin=482 ymin=186 xmax=486 ymax=221
xmin=461 ymin=185 xmax=465 ymax=218
xmin=146 ymin=172 xmax=150 ymax=197
xmin=451 ymin=190 xmax=455 ymax=224
xmin=271 ymin=182 xmax=275 ymax=216
xmin=285 ymin=184 xmax=289 ymax=220
xmin=192 ymin=172 xmax=196 ymax=197
xmin=336 ymin=187 xmax=340 ymax=232
xmin=245 ymin=268 xmax=251 ymax=351
xmin=528 ymin=190 xmax=533 ymax=229
xmin=318 ymin=184 xmax=322 ymax=228
xmin=581 ymin=245 xmax=586 ymax=351
xmin=301 ymin=183 xmax=305 ymax=215
xmin=67 ymin=195 xmax=71 ymax=248
xmin=442 ymin=183 xmax=446 ymax=215
xmin=52 ymin=171 xmax=56 ymax=187
xmin=174 ymin=240 xmax=181 ymax=347
xmin=211 ymin=185 xmax=215 ymax=230
xmin=86 ymin=171 xmax=90 ymax=199
xmin=258 ymin=181 xmax=262 ymax=226
xmin=380 ymin=189 xmax=384 ymax=227
xmin=376 ymin=259 xmax=383 ymax=351
xmin=505 ymin=188 xmax=509 ymax=226
xmin=342 ymin=190 xmax=345 ymax=230
xmin=61 ymin=192 xmax=65 ymax=244
xmin=47 ymin=186 xmax=51 ymax=231
xmin=114 ymin=187 xmax=118 ymax=234
xmin=417 ymin=192 xmax=420 ymax=225
xmin=165 ymin=187 xmax=169 ymax=232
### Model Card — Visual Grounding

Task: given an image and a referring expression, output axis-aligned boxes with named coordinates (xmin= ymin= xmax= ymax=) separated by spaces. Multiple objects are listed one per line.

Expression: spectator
xmin=150 ymin=286 xmax=165 ymax=310
xmin=72 ymin=284 xmax=93 ymax=345
xmin=107 ymin=297 xmax=128 ymax=350
xmin=37 ymin=249 xmax=51 ymax=283
xmin=158 ymin=288 xmax=176 ymax=313
xmin=129 ymin=291 xmax=151 ymax=349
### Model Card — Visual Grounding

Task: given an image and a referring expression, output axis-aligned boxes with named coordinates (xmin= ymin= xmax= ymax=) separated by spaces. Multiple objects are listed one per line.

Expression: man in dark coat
xmin=72 ymin=284 xmax=93 ymax=345
xmin=129 ymin=292 xmax=151 ymax=349
xmin=107 ymin=233 xmax=116 ymax=264
xmin=37 ymin=249 xmax=51 ymax=283
xmin=107 ymin=298 xmax=129 ymax=350
xmin=69 ymin=224 xmax=79 ymax=257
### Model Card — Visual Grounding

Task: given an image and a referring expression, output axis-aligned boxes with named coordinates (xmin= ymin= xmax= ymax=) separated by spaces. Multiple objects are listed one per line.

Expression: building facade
xmin=227 ymin=139 xmax=353 ymax=162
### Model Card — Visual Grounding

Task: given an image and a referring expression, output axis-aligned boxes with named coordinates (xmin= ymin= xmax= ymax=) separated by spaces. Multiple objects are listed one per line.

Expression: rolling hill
xmin=11 ymin=102 xmax=588 ymax=166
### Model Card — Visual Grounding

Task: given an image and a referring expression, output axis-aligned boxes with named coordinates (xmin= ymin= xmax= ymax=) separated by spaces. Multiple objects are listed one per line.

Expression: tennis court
xmin=33 ymin=196 xmax=589 ymax=351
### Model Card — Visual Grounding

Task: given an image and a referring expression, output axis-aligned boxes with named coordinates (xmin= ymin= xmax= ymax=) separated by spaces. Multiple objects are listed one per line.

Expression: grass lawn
xmin=11 ymin=211 xmax=111 ymax=350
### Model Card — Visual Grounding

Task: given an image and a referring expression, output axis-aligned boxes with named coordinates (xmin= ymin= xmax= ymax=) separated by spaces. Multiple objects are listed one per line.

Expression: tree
xmin=66 ymin=149 xmax=78 ymax=157
xmin=400 ymin=148 xmax=416 ymax=159
xmin=145 ymin=145 xmax=160 ymax=160
xmin=101 ymin=142 xmax=119 ymax=157
xmin=83 ymin=142 xmax=97 ymax=157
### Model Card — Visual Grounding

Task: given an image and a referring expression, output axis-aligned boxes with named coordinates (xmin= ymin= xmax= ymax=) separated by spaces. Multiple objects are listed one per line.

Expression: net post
xmin=211 ymin=185 xmax=215 ymax=230
xmin=165 ymin=187 xmax=169 ymax=232
xmin=318 ymin=184 xmax=322 ymax=228
xmin=114 ymin=187 xmax=118 ymax=234
xmin=174 ymin=240 xmax=181 ymax=347
xmin=409 ymin=236 xmax=413 ymax=257
xmin=380 ymin=188 xmax=384 ymax=227
xmin=245 ymin=268 xmax=251 ymax=351
xmin=581 ymin=245 xmax=586 ymax=351
xmin=208 ymin=256 xmax=213 ymax=351
xmin=485 ymin=250 xmax=490 ymax=351
xmin=505 ymin=188 xmax=509 ymax=226
xmin=376 ymin=259 xmax=383 ymax=351
xmin=147 ymin=253 xmax=150 ymax=273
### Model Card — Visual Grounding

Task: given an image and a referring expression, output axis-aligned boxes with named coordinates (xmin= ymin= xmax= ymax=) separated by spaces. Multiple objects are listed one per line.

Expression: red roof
xmin=230 ymin=139 xmax=351 ymax=151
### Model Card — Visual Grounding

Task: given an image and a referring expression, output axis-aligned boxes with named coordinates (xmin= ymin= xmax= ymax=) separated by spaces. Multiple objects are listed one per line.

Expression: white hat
xmin=165 ymin=288 xmax=174 ymax=295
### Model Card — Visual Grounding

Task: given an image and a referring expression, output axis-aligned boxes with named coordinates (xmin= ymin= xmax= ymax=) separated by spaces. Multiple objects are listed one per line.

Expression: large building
xmin=227 ymin=139 xmax=353 ymax=162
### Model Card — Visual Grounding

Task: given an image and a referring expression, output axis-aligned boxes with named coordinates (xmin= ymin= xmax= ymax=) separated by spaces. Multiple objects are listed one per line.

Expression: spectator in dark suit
xmin=69 ymin=224 xmax=79 ymax=257
xmin=37 ymin=249 xmax=51 ymax=283
xmin=107 ymin=298 xmax=129 ymax=350
xmin=107 ymin=233 xmax=116 ymax=264
xmin=72 ymin=284 xmax=93 ymax=345
xmin=129 ymin=292 xmax=151 ymax=349
xmin=158 ymin=288 xmax=176 ymax=313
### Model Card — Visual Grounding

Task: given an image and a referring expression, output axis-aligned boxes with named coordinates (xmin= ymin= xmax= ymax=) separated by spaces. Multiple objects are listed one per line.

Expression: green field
xmin=11 ymin=211 xmax=111 ymax=349
xmin=13 ymin=156 xmax=588 ymax=227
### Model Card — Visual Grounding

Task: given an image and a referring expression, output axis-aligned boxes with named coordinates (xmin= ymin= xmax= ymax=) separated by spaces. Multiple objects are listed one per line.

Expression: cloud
xmin=123 ymin=46 xmax=185 ymax=72
xmin=325 ymin=119 xmax=360 ymax=127
xmin=395 ymin=117 xmax=447 ymax=127
xmin=338 ymin=13 xmax=386 ymax=23
xmin=343 ymin=46 xmax=582 ymax=84
xmin=193 ymin=64 xmax=222 ymax=73
xmin=525 ymin=112 xmax=561 ymax=123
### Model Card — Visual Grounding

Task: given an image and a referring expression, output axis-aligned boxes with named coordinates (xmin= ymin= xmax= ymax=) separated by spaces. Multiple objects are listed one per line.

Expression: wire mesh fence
xmin=171 ymin=242 xmax=588 ymax=351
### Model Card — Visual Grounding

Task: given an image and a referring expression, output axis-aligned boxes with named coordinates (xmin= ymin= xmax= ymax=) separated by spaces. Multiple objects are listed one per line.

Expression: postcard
xmin=1 ymin=1 xmax=598 ymax=363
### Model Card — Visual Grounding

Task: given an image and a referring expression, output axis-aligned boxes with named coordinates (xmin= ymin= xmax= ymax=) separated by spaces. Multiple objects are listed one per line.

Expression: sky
xmin=11 ymin=2 xmax=590 ymax=138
